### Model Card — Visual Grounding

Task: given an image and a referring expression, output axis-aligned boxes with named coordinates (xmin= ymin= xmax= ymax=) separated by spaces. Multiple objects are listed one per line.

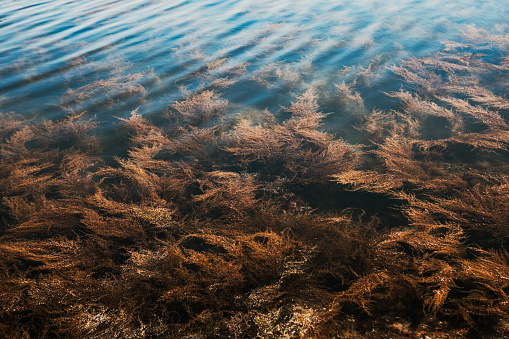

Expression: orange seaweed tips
xmin=171 ymin=90 xmax=228 ymax=123
xmin=192 ymin=171 xmax=258 ymax=220
xmin=224 ymin=89 xmax=360 ymax=183
xmin=285 ymin=88 xmax=320 ymax=117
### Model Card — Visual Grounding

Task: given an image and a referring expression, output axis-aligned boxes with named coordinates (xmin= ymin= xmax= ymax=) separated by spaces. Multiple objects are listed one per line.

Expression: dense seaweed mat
xmin=1 ymin=29 xmax=509 ymax=338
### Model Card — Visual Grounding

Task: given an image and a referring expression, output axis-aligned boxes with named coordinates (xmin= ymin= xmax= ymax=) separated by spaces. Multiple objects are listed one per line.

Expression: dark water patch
xmin=297 ymin=182 xmax=407 ymax=227
xmin=180 ymin=235 xmax=228 ymax=254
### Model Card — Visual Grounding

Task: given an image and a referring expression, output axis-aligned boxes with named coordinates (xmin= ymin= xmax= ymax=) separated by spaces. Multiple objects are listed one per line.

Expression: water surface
xmin=1 ymin=0 xmax=507 ymax=136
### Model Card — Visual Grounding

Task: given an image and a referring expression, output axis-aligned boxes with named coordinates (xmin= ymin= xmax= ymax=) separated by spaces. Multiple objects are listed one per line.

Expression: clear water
xmin=1 ymin=0 xmax=508 ymax=138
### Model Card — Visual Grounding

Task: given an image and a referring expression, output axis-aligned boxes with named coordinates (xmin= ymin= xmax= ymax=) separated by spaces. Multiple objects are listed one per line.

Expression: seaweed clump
xmin=1 ymin=28 xmax=509 ymax=338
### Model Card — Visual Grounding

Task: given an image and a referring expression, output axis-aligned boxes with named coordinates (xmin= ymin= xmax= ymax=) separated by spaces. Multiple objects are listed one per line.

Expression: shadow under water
xmin=2 ymin=28 xmax=509 ymax=338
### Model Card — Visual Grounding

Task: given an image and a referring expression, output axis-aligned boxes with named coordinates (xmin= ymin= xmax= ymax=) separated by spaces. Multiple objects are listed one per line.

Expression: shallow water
xmin=1 ymin=0 xmax=508 ymax=138
xmin=3 ymin=2 xmax=509 ymax=337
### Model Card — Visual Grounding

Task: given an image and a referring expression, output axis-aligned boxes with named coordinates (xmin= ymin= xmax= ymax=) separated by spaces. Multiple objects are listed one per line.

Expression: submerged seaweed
xmin=2 ymin=29 xmax=509 ymax=338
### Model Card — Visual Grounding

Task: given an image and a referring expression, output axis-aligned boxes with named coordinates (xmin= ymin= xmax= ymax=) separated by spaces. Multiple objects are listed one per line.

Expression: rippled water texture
xmin=1 ymin=0 xmax=508 ymax=131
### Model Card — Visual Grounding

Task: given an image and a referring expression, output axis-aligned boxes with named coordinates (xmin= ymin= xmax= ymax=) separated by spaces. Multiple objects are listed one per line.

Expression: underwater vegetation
xmin=2 ymin=28 xmax=509 ymax=338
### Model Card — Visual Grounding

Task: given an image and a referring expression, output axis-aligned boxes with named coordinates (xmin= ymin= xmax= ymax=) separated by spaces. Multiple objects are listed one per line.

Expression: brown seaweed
xmin=2 ymin=30 xmax=509 ymax=339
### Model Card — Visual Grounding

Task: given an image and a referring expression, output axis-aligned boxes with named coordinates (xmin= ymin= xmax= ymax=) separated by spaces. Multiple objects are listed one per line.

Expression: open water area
xmin=1 ymin=0 xmax=507 ymax=132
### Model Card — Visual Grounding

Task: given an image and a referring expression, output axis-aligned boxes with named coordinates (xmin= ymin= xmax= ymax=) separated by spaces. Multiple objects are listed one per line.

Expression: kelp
xmin=1 ymin=31 xmax=509 ymax=339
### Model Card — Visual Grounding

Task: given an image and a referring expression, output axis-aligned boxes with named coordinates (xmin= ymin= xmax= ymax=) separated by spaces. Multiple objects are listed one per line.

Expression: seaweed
xmin=1 ymin=30 xmax=509 ymax=338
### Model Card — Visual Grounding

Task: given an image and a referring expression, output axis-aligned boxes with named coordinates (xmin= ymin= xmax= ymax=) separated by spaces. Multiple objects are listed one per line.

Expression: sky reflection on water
xmin=0 ymin=0 xmax=508 ymax=131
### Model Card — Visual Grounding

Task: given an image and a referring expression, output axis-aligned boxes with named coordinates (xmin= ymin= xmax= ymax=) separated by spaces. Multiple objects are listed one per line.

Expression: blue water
xmin=1 ymin=0 xmax=508 ymax=138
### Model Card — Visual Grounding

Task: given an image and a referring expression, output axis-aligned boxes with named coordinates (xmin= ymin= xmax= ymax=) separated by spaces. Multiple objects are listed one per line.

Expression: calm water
xmin=1 ymin=0 xmax=508 ymax=141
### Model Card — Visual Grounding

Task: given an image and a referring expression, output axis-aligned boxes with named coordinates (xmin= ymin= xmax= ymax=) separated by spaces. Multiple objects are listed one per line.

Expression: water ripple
xmin=0 ymin=0 xmax=508 ymax=126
